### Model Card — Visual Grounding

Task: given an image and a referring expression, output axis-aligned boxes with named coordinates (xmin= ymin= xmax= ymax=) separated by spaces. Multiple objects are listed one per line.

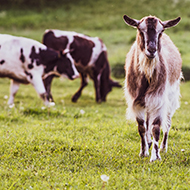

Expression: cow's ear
xmin=58 ymin=51 xmax=63 ymax=58
xmin=62 ymin=48 xmax=74 ymax=56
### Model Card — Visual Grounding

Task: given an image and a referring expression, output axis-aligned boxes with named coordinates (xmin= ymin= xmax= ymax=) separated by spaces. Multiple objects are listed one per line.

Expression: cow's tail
xmin=100 ymin=54 xmax=121 ymax=101
xmin=109 ymin=79 xmax=122 ymax=88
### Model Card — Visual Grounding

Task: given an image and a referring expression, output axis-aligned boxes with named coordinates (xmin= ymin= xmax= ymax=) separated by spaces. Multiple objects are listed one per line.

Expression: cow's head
xmin=30 ymin=46 xmax=79 ymax=80
xmin=123 ymin=15 xmax=181 ymax=60
xmin=50 ymin=49 xmax=79 ymax=80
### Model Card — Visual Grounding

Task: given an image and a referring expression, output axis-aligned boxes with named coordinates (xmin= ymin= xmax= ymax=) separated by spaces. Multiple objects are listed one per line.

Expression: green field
xmin=0 ymin=0 xmax=190 ymax=189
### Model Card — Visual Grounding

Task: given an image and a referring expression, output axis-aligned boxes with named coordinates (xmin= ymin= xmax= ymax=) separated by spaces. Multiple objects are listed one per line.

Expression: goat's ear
xmin=162 ymin=17 xmax=181 ymax=29
xmin=123 ymin=15 xmax=139 ymax=28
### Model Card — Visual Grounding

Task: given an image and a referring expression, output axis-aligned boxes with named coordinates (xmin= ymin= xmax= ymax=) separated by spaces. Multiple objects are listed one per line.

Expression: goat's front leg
xmin=8 ymin=80 xmax=20 ymax=106
xmin=150 ymin=117 xmax=161 ymax=162
xmin=136 ymin=117 xmax=149 ymax=157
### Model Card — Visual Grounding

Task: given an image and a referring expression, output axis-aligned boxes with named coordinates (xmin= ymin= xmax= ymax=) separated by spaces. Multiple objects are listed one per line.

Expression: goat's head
xmin=123 ymin=15 xmax=181 ymax=60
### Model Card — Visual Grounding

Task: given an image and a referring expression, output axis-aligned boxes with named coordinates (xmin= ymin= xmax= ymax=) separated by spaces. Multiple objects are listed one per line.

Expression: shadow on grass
xmin=23 ymin=108 xmax=67 ymax=118
xmin=0 ymin=115 xmax=24 ymax=123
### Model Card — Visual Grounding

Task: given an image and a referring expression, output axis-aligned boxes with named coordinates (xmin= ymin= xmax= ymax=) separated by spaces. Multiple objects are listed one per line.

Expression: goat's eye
xmin=159 ymin=32 xmax=163 ymax=39
xmin=161 ymin=29 xmax=164 ymax=34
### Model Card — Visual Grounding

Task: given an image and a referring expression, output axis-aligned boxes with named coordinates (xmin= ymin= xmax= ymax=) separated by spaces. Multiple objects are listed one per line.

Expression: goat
xmin=123 ymin=15 xmax=182 ymax=161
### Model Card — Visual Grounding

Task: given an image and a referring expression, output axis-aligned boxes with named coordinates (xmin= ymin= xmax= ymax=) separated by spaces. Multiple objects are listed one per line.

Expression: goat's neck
xmin=136 ymin=47 xmax=158 ymax=83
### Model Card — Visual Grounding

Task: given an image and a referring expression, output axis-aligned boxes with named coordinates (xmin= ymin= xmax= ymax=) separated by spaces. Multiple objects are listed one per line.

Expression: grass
xmin=0 ymin=0 xmax=190 ymax=189
xmin=0 ymin=77 xmax=190 ymax=189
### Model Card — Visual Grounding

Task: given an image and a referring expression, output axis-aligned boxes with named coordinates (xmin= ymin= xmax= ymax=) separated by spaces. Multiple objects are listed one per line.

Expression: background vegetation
xmin=0 ymin=0 xmax=190 ymax=189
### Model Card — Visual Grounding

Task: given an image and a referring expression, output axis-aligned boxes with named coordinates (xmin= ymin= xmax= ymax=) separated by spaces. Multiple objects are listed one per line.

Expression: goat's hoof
xmin=150 ymin=155 xmax=161 ymax=162
xmin=159 ymin=147 xmax=167 ymax=153
xmin=150 ymin=158 xmax=161 ymax=162
xmin=139 ymin=151 xmax=149 ymax=157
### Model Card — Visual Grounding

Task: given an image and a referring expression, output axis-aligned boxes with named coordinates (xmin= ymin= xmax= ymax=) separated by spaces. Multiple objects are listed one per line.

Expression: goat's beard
xmin=138 ymin=52 xmax=158 ymax=83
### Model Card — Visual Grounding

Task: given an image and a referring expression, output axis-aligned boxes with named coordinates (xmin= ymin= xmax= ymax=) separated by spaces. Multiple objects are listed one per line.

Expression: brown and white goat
xmin=123 ymin=15 xmax=182 ymax=162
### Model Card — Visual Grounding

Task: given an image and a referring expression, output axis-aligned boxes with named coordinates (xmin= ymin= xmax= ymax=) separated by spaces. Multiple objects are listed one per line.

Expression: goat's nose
xmin=147 ymin=42 xmax=156 ymax=54
xmin=148 ymin=47 xmax=156 ymax=54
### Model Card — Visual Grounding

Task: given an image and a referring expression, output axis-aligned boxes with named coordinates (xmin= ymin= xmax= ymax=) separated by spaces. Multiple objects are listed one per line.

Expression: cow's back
xmin=0 ymin=34 xmax=46 ymax=81
xmin=43 ymin=30 xmax=107 ymax=67
xmin=0 ymin=34 xmax=46 ymax=61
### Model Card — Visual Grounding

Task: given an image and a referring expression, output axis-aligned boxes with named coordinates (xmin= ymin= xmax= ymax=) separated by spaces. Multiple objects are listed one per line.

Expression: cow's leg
xmin=150 ymin=117 xmax=161 ymax=162
xmin=72 ymin=73 xmax=88 ymax=102
xmin=160 ymin=116 xmax=171 ymax=152
xmin=31 ymin=76 xmax=51 ymax=106
xmin=43 ymin=75 xmax=55 ymax=102
xmin=136 ymin=112 xmax=149 ymax=157
xmin=93 ymin=73 xmax=102 ymax=103
xmin=146 ymin=113 xmax=152 ymax=149
xmin=8 ymin=80 xmax=20 ymax=106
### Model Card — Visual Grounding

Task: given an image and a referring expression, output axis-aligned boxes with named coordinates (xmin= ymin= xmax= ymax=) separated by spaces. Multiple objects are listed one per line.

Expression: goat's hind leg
xmin=150 ymin=117 xmax=161 ymax=162
xmin=146 ymin=113 xmax=152 ymax=149
xmin=137 ymin=117 xmax=149 ymax=157
xmin=160 ymin=116 xmax=171 ymax=152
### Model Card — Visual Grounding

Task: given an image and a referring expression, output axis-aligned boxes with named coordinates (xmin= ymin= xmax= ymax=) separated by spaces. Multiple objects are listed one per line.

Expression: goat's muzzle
xmin=146 ymin=53 xmax=156 ymax=60
xmin=146 ymin=42 xmax=157 ymax=59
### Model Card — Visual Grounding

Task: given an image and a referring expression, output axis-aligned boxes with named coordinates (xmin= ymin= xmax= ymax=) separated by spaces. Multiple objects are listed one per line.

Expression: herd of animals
xmin=0 ymin=14 xmax=182 ymax=162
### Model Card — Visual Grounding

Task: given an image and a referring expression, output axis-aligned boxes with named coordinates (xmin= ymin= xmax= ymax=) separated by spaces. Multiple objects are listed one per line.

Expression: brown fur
xmin=125 ymin=32 xmax=181 ymax=103
xmin=124 ymin=15 xmax=182 ymax=161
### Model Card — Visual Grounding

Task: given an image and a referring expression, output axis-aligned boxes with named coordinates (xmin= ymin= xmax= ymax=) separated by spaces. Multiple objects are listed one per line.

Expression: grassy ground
xmin=0 ymin=0 xmax=190 ymax=189
xmin=0 ymin=77 xmax=190 ymax=189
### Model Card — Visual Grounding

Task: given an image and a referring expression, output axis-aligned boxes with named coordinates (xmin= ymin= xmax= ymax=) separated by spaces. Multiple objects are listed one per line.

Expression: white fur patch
xmin=138 ymin=52 xmax=158 ymax=82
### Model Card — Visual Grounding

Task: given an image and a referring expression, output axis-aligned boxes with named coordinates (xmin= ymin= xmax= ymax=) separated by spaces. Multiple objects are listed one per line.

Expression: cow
xmin=0 ymin=34 xmax=79 ymax=106
xmin=42 ymin=30 xmax=121 ymax=103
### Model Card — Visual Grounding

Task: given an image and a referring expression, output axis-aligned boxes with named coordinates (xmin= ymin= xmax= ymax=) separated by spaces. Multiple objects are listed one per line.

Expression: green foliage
xmin=1 ymin=0 xmax=190 ymax=31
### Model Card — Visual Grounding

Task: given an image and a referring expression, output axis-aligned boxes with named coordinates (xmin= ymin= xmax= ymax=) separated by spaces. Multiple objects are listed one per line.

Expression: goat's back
xmin=160 ymin=33 xmax=182 ymax=84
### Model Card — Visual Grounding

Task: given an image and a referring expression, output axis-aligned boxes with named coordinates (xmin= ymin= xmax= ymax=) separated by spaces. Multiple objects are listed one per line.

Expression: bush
xmin=0 ymin=0 xmax=73 ymax=8
xmin=112 ymin=64 xmax=125 ymax=79
xmin=182 ymin=66 xmax=190 ymax=81
xmin=112 ymin=65 xmax=189 ymax=81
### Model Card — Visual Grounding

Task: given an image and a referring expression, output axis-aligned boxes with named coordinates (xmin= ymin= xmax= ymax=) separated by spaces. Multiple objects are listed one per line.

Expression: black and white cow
xmin=0 ymin=34 xmax=79 ymax=106
xmin=43 ymin=30 xmax=121 ymax=103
